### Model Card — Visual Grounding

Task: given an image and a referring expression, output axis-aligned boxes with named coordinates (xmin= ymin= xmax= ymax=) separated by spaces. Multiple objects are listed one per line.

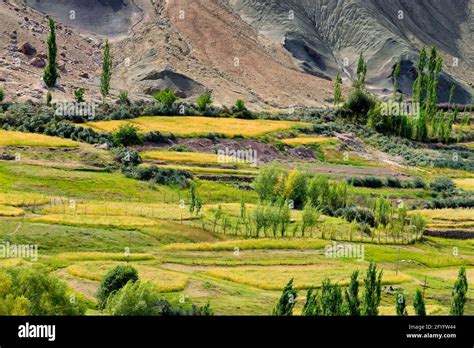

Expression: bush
xmin=168 ymin=144 xmax=192 ymax=152
xmin=154 ymin=89 xmax=178 ymax=109
xmin=118 ymin=91 xmax=130 ymax=106
xmin=335 ymin=206 xmax=375 ymax=227
xmin=0 ymin=87 xmax=4 ymax=103
xmin=128 ymin=165 xmax=193 ymax=188
xmin=412 ymin=177 xmax=427 ymax=189
xmin=386 ymin=177 xmax=402 ymax=188
xmin=143 ymin=131 xmax=176 ymax=143
xmin=105 ymin=281 xmax=213 ymax=316
xmin=347 ymin=176 xmax=384 ymax=188
xmin=343 ymin=88 xmax=376 ymax=123
xmin=73 ymin=87 xmax=85 ymax=103
xmin=430 ymin=177 xmax=456 ymax=193
xmin=114 ymin=147 xmax=142 ymax=167
xmin=427 ymin=195 xmax=474 ymax=209
xmin=0 ymin=266 xmax=86 ymax=315
xmin=97 ymin=265 xmax=139 ymax=309
xmin=196 ymin=92 xmax=212 ymax=112
xmin=235 ymin=99 xmax=246 ymax=112
xmin=112 ymin=123 xmax=144 ymax=147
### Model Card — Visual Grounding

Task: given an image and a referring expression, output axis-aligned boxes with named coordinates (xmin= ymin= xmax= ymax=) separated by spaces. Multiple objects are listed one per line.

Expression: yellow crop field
xmin=0 ymin=192 xmax=50 ymax=206
xmin=43 ymin=201 xmax=189 ymax=221
xmin=30 ymin=214 xmax=158 ymax=228
xmin=83 ymin=116 xmax=310 ymax=136
xmin=206 ymin=265 xmax=411 ymax=290
xmin=164 ymin=238 xmax=328 ymax=251
xmin=412 ymin=209 xmax=474 ymax=221
xmin=0 ymin=205 xmax=25 ymax=217
xmin=281 ymin=137 xmax=335 ymax=146
xmin=0 ymin=129 xmax=79 ymax=147
xmin=154 ymin=164 xmax=257 ymax=176
xmin=141 ymin=151 xmax=236 ymax=165
xmin=66 ymin=262 xmax=189 ymax=292
xmin=454 ymin=178 xmax=474 ymax=191
xmin=54 ymin=252 xmax=154 ymax=262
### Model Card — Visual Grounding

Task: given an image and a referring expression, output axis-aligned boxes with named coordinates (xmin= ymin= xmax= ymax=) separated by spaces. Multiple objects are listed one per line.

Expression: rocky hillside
xmin=0 ymin=0 xmax=472 ymax=106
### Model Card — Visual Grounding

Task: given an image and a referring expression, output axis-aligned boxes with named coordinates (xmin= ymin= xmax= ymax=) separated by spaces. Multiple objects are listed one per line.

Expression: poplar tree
xmin=395 ymin=290 xmax=408 ymax=316
xmin=450 ymin=266 xmax=468 ymax=316
xmin=355 ymin=52 xmax=367 ymax=89
xmin=362 ymin=262 xmax=383 ymax=316
xmin=272 ymin=279 xmax=297 ymax=316
xmin=320 ymin=278 xmax=344 ymax=316
xmin=413 ymin=289 xmax=426 ymax=316
xmin=393 ymin=58 xmax=401 ymax=100
xmin=334 ymin=72 xmax=343 ymax=107
xmin=302 ymin=287 xmax=321 ymax=316
xmin=345 ymin=270 xmax=360 ymax=316
xmin=43 ymin=17 xmax=58 ymax=88
xmin=100 ymin=39 xmax=113 ymax=103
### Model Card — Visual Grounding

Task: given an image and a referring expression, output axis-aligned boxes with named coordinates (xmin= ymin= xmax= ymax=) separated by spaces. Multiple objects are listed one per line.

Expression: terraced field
xmin=0 ymin=117 xmax=472 ymax=316
xmin=84 ymin=116 xmax=311 ymax=137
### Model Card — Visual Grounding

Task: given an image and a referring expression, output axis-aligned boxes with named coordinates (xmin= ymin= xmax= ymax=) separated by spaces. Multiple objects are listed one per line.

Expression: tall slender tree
xmin=43 ymin=17 xmax=58 ymax=88
xmin=393 ymin=58 xmax=401 ymax=100
xmin=272 ymin=279 xmax=297 ymax=316
xmin=355 ymin=52 xmax=367 ymax=89
xmin=395 ymin=290 xmax=408 ymax=316
xmin=413 ymin=289 xmax=426 ymax=316
xmin=334 ymin=72 xmax=343 ymax=107
xmin=450 ymin=266 xmax=468 ymax=316
xmin=302 ymin=287 xmax=321 ymax=316
xmin=100 ymin=39 xmax=113 ymax=103
xmin=362 ymin=262 xmax=383 ymax=316
xmin=345 ymin=270 xmax=360 ymax=316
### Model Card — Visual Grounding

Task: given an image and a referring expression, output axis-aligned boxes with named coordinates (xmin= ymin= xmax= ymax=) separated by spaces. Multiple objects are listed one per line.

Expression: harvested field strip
xmin=42 ymin=202 xmax=190 ymax=221
xmin=29 ymin=214 xmax=158 ymax=228
xmin=0 ymin=205 xmax=25 ymax=216
xmin=65 ymin=262 xmax=189 ymax=292
xmin=206 ymin=265 xmax=411 ymax=290
xmin=84 ymin=116 xmax=310 ymax=137
xmin=0 ymin=129 xmax=79 ymax=147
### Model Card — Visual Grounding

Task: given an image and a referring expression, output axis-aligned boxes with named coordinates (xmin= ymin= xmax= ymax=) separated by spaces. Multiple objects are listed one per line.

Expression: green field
xmin=0 ymin=114 xmax=473 ymax=317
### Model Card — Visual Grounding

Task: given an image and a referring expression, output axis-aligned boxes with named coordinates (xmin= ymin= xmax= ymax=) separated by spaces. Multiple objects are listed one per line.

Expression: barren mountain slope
xmin=1 ymin=0 xmax=472 ymax=106
xmin=228 ymin=0 xmax=474 ymax=103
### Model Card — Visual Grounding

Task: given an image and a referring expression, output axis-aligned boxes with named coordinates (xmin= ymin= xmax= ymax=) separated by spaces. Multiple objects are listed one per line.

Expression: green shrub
xmin=143 ymin=131 xmax=176 ymax=143
xmin=74 ymin=87 xmax=85 ymax=103
xmin=129 ymin=165 xmax=193 ymax=188
xmin=430 ymin=177 xmax=456 ymax=193
xmin=112 ymin=123 xmax=144 ymax=147
xmin=97 ymin=265 xmax=139 ymax=309
xmin=347 ymin=176 xmax=384 ymax=188
xmin=235 ymin=99 xmax=246 ymax=112
xmin=0 ymin=87 xmax=5 ymax=103
xmin=106 ymin=281 xmax=212 ymax=316
xmin=118 ymin=91 xmax=130 ymax=106
xmin=0 ymin=266 xmax=85 ymax=315
xmin=343 ymin=88 xmax=376 ymax=123
xmin=168 ymin=144 xmax=192 ymax=152
xmin=154 ymin=89 xmax=178 ymax=109
xmin=196 ymin=92 xmax=212 ymax=112
xmin=114 ymin=147 xmax=142 ymax=167
xmin=335 ymin=206 xmax=375 ymax=227
xmin=386 ymin=177 xmax=402 ymax=188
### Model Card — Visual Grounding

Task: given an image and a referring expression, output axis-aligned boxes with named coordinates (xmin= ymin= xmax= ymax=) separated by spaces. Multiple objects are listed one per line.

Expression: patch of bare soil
xmin=54 ymin=268 xmax=98 ymax=302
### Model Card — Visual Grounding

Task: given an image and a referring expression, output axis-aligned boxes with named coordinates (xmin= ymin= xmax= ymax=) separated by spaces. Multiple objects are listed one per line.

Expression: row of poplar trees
xmin=273 ymin=263 xmax=469 ymax=316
